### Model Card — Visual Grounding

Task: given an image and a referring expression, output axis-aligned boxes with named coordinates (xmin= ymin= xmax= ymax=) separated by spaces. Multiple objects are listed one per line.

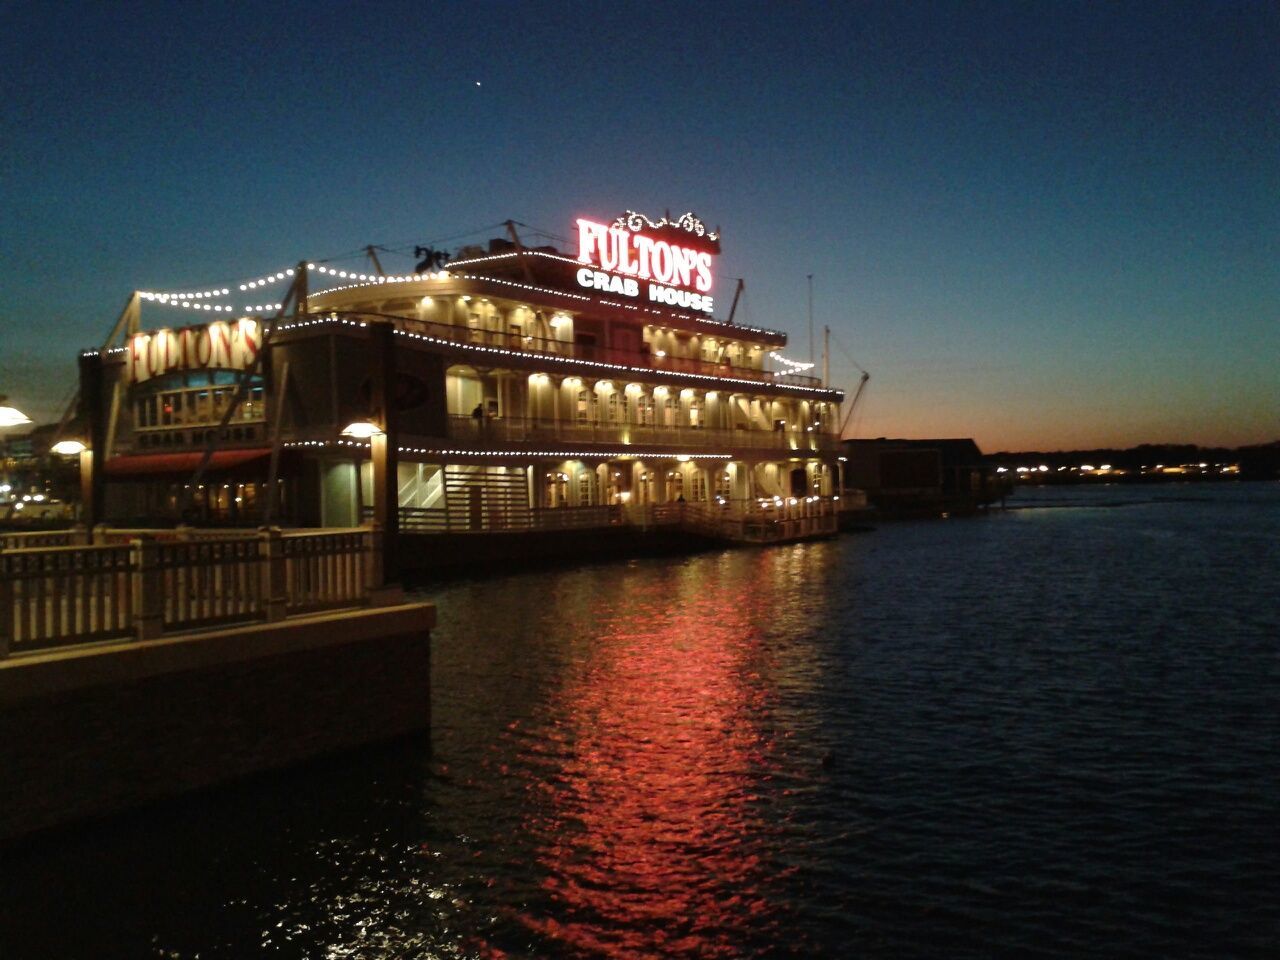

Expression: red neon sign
xmin=575 ymin=214 xmax=719 ymax=313
xmin=577 ymin=218 xmax=714 ymax=294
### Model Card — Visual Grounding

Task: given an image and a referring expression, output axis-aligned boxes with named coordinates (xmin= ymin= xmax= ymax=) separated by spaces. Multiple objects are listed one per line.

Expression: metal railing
xmin=627 ymin=497 xmax=839 ymax=540
xmin=0 ymin=527 xmax=382 ymax=657
xmin=383 ymin=496 xmax=839 ymax=542
xmin=0 ymin=530 xmax=81 ymax=550
xmin=446 ymin=414 xmax=840 ymax=452
xmin=371 ymin=503 xmax=622 ymax=534
xmin=529 ymin=505 xmax=622 ymax=531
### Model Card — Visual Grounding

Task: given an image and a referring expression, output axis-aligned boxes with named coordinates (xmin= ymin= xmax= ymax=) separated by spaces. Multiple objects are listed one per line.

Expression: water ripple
xmin=1 ymin=484 xmax=1277 ymax=958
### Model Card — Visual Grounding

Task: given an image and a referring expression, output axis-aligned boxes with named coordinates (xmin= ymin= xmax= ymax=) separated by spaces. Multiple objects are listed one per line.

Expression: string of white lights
xmin=139 ymin=287 xmax=231 ymax=302
xmin=138 ymin=297 xmax=284 ymax=313
xmin=769 ymin=351 xmax=816 ymax=372
xmin=282 ymin=439 xmax=733 ymax=460
xmin=139 ymin=266 xmax=299 ymax=304
xmin=308 ymin=264 xmax=451 ymax=283
xmin=140 ymin=296 xmax=238 ymax=312
xmin=237 ymin=267 xmax=296 ymax=291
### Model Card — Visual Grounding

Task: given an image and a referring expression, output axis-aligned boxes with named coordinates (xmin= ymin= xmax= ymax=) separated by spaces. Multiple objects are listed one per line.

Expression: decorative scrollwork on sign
xmin=674 ymin=212 xmax=707 ymax=237
xmin=618 ymin=210 xmax=655 ymax=232
xmin=612 ymin=210 xmax=719 ymax=242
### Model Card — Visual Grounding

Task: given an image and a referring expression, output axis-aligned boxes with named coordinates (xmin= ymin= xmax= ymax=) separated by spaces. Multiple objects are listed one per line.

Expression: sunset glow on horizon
xmin=1 ymin=3 xmax=1275 ymax=452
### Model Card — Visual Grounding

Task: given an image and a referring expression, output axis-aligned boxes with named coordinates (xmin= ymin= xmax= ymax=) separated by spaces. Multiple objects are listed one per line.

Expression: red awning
xmin=105 ymin=448 xmax=273 ymax=477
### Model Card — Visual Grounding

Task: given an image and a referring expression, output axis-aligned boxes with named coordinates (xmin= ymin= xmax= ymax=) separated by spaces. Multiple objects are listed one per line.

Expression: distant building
xmin=841 ymin=438 xmax=1009 ymax=515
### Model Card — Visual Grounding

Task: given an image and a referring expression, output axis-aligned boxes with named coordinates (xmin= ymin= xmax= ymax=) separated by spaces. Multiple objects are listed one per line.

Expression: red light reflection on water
xmin=505 ymin=567 xmax=794 ymax=958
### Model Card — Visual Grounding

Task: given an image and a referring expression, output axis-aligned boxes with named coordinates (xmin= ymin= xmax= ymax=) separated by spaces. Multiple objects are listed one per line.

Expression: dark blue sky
xmin=2 ymin=1 xmax=1275 ymax=449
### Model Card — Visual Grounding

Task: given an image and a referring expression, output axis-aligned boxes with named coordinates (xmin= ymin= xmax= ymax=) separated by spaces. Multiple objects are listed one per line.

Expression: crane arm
xmin=839 ymin=371 xmax=870 ymax=437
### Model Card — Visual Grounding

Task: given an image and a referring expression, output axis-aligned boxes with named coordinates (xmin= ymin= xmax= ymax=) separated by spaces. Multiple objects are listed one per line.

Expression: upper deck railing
xmin=326 ymin=313 xmax=828 ymax=389
xmin=445 ymin=414 xmax=840 ymax=452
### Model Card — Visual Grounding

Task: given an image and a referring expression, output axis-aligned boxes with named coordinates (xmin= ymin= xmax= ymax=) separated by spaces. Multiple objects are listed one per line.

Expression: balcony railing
xmin=372 ymin=313 xmax=826 ymax=388
xmin=446 ymin=415 xmax=840 ymax=452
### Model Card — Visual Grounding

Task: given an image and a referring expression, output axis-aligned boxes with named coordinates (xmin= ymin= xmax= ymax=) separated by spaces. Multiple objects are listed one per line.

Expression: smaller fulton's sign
xmin=127 ymin=319 xmax=261 ymax=383
xmin=575 ymin=211 xmax=718 ymax=314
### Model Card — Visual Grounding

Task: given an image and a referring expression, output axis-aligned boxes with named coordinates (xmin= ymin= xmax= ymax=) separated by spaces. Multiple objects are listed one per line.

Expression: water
xmin=2 ymin=483 xmax=1277 ymax=958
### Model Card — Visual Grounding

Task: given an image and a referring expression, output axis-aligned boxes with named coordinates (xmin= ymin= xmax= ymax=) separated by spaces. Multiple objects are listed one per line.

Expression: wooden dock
xmin=0 ymin=526 xmax=433 ymax=842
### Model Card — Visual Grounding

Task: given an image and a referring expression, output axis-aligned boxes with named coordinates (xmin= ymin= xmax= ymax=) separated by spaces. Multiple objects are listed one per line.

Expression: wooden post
xmin=78 ymin=351 xmax=106 ymax=532
xmin=369 ymin=322 xmax=399 ymax=585
xmin=132 ymin=538 xmax=163 ymax=640
xmin=364 ymin=522 xmax=383 ymax=599
xmin=261 ymin=527 xmax=286 ymax=622
xmin=261 ymin=359 xmax=290 ymax=527
xmin=0 ymin=560 xmax=12 ymax=659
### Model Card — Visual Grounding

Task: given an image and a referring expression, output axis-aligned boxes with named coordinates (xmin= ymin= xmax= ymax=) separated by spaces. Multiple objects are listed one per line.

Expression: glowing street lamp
xmin=0 ymin=398 xmax=32 ymax=509
xmin=0 ymin=399 xmax=32 ymax=428
xmin=340 ymin=420 xmax=384 ymax=440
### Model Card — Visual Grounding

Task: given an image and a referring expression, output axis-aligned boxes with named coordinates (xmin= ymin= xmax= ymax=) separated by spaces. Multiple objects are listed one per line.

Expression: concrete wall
xmin=0 ymin=604 xmax=433 ymax=843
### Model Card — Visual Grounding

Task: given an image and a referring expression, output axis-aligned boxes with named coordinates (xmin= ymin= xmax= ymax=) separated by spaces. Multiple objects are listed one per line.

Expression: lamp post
xmin=50 ymin=439 xmax=91 ymax=529
xmin=369 ymin=322 xmax=399 ymax=585
xmin=76 ymin=353 xmax=107 ymax=534
xmin=339 ymin=321 xmax=399 ymax=588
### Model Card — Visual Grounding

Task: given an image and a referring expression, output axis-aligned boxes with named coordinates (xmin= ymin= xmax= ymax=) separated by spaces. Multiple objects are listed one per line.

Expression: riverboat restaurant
xmin=76 ymin=211 xmax=847 ymax=561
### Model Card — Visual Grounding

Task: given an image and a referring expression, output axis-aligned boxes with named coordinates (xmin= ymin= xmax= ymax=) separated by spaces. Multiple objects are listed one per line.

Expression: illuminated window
xmin=544 ymin=472 xmax=568 ymax=508
xmin=659 ymin=393 xmax=674 ymax=427
xmin=691 ymin=473 xmax=707 ymax=502
xmin=576 ymin=470 xmax=594 ymax=505
xmin=716 ymin=471 xmax=732 ymax=499
xmin=688 ymin=396 xmax=702 ymax=428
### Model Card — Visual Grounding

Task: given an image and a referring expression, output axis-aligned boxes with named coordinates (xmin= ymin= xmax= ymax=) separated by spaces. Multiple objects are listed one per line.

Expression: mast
xmin=726 ymin=278 xmax=745 ymax=325
xmin=823 ymin=325 xmax=830 ymax=387
xmin=807 ymin=274 xmax=814 ymax=367
xmin=505 ymin=220 xmax=534 ymax=283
